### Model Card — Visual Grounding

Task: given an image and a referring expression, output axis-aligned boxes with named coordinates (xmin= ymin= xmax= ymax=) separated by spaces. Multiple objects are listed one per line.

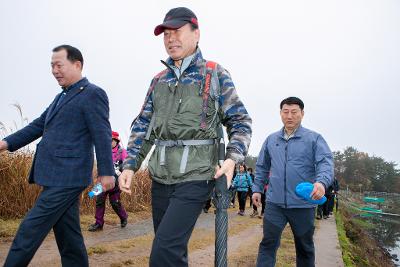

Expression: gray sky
xmin=1 ymin=0 xmax=399 ymax=165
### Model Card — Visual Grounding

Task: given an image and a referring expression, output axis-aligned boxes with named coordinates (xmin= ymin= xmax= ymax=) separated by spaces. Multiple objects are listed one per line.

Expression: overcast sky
xmin=1 ymin=0 xmax=399 ymax=165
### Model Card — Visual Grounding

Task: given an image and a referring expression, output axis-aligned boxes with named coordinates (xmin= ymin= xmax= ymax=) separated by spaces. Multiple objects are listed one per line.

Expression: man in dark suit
xmin=0 ymin=45 xmax=115 ymax=267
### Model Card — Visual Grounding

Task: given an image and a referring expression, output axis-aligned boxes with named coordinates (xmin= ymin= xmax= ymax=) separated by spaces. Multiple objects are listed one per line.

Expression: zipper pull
xmin=177 ymin=98 xmax=182 ymax=112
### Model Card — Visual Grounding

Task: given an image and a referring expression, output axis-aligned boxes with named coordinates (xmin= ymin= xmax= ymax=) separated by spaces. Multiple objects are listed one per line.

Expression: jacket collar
xmin=163 ymin=47 xmax=203 ymax=77
xmin=165 ymin=47 xmax=203 ymax=66
xmin=45 ymin=77 xmax=89 ymax=124
xmin=279 ymin=125 xmax=305 ymax=139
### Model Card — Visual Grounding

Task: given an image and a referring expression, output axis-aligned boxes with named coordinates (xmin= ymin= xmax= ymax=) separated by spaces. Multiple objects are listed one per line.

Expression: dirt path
xmin=189 ymin=222 xmax=262 ymax=266
xmin=0 ymin=208 xmax=264 ymax=267
xmin=0 ymin=213 xmax=156 ymax=267
xmin=0 ymin=208 xmax=344 ymax=267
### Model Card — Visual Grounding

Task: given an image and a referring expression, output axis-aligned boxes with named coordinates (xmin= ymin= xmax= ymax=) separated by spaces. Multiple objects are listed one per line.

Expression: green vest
xmin=148 ymin=79 xmax=220 ymax=184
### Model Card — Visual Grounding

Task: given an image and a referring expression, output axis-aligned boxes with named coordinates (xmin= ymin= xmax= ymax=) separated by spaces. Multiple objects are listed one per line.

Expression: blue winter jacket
xmin=233 ymin=172 xmax=253 ymax=192
xmin=252 ymin=125 xmax=334 ymax=208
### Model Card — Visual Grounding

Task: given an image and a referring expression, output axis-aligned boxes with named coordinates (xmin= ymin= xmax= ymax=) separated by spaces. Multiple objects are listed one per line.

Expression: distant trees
xmin=245 ymin=155 xmax=258 ymax=170
xmin=334 ymin=147 xmax=400 ymax=193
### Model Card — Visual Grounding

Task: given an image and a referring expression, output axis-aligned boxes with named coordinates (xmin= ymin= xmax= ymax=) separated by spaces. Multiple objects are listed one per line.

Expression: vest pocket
xmin=168 ymin=96 xmax=202 ymax=139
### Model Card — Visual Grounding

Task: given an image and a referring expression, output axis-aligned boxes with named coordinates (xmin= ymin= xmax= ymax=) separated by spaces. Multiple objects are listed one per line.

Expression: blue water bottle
xmin=88 ymin=177 xmax=116 ymax=198
xmin=295 ymin=182 xmax=327 ymax=205
xmin=88 ymin=183 xmax=103 ymax=198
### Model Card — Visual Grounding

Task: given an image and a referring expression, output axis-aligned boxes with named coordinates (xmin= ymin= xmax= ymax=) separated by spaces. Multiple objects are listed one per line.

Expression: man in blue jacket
xmin=0 ymin=45 xmax=115 ymax=267
xmin=252 ymin=96 xmax=334 ymax=267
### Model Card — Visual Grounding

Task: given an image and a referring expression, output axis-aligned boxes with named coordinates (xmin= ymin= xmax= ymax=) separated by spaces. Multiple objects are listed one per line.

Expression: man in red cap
xmin=119 ymin=7 xmax=252 ymax=267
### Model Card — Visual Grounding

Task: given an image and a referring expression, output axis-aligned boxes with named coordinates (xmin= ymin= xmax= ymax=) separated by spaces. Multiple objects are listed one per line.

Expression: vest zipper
xmin=161 ymin=60 xmax=186 ymax=115
xmin=160 ymin=61 xmax=182 ymax=137
xmin=160 ymin=61 xmax=186 ymax=179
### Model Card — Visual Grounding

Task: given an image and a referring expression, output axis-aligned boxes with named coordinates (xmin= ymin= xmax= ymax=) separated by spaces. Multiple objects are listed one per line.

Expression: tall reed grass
xmin=0 ymin=148 xmax=152 ymax=219
xmin=0 ymin=104 xmax=152 ymax=219
xmin=0 ymin=150 xmax=41 ymax=218
xmin=0 ymin=149 xmax=152 ymax=219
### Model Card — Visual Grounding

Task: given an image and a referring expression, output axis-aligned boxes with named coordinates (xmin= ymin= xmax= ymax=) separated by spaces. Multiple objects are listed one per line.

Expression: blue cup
xmin=295 ymin=182 xmax=327 ymax=205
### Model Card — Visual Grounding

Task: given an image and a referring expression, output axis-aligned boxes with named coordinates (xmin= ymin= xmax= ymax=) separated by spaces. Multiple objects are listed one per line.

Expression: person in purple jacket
xmin=252 ymin=97 xmax=334 ymax=267
xmin=89 ymin=131 xmax=128 ymax=231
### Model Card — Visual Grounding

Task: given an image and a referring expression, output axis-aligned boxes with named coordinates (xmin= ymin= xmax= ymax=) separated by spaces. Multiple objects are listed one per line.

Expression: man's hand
xmin=214 ymin=158 xmax=236 ymax=187
xmin=311 ymin=182 xmax=325 ymax=200
xmin=0 ymin=140 xmax=8 ymax=153
xmin=98 ymin=175 xmax=115 ymax=192
xmin=119 ymin=169 xmax=134 ymax=194
xmin=252 ymin=192 xmax=262 ymax=207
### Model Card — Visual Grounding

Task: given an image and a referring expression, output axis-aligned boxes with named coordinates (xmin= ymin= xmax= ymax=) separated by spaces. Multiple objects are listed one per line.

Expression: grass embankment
xmin=335 ymin=204 xmax=394 ymax=267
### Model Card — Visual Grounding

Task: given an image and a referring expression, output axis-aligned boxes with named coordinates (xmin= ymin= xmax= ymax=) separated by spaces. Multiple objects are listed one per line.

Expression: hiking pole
xmin=212 ymin=137 xmax=230 ymax=267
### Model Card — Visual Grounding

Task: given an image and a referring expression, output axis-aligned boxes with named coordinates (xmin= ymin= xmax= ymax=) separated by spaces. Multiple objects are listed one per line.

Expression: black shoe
xmin=121 ymin=218 xmax=128 ymax=228
xmin=316 ymin=215 xmax=322 ymax=220
xmin=323 ymin=215 xmax=328 ymax=219
xmin=203 ymin=208 xmax=209 ymax=213
xmin=88 ymin=223 xmax=103 ymax=232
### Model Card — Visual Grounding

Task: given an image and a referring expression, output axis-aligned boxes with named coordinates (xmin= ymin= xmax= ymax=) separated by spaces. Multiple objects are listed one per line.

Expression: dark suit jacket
xmin=4 ymin=78 xmax=114 ymax=187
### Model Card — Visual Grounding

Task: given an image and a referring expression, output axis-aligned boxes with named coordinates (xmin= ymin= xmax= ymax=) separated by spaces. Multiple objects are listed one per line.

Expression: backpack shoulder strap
xmin=141 ymin=69 xmax=167 ymax=115
xmin=131 ymin=69 xmax=167 ymax=138
xmin=200 ymin=61 xmax=218 ymax=130
xmin=246 ymin=174 xmax=251 ymax=187
xmin=143 ymin=69 xmax=168 ymax=139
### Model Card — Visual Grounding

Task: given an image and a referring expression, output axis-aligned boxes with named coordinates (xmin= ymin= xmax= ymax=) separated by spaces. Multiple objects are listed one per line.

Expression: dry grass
xmin=0 ymin=149 xmax=152 ymax=219
xmin=1 ymin=105 xmax=152 ymax=219
xmin=0 ymin=145 xmax=151 ymax=220
xmin=87 ymin=245 xmax=108 ymax=255
xmin=226 ymin=223 xmax=296 ymax=267
xmin=276 ymin=226 xmax=296 ymax=266
xmin=109 ymin=256 xmax=149 ymax=267
xmin=0 ymin=150 xmax=41 ymax=219
xmin=0 ymin=218 xmax=22 ymax=239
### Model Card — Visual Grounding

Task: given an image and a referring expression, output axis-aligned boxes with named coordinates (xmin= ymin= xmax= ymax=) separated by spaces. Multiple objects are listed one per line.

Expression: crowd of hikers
xmin=0 ymin=6 xmax=336 ymax=267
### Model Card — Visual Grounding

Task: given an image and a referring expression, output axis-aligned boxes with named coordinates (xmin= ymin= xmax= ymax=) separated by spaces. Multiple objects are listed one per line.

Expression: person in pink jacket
xmin=88 ymin=131 xmax=128 ymax=231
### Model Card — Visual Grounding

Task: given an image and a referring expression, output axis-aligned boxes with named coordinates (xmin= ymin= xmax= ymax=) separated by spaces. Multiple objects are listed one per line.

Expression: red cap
xmin=154 ymin=7 xmax=198 ymax=36
xmin=112 ymin=131 xmax=120 ymax=142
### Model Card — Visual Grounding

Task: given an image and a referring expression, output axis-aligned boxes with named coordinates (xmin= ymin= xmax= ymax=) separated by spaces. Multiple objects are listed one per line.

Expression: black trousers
xmin=327 ymin=194 xmax=335 ymax=213
xmin=149 ymin=179 xmax=214 ymax=267
xmin=237 ymin=191 xmax=248 ymax=211
xmin=4 ymin=186 xmax=88 ymax=267
xmin=204 ymin=198 xmax=212 ymax=211
xmin=257 ymin=203 xmax=316 ymax=267
xmin=248 ymin=189 xmax=253 ymax=207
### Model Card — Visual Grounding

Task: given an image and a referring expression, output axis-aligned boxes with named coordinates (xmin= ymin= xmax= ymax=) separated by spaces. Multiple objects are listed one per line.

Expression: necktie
xmin=55 ymin=91 xmax=67 ymax=107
